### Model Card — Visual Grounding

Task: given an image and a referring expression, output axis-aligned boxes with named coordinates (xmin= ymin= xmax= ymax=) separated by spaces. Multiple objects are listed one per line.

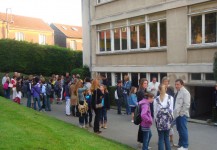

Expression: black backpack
xmin=46 ymin=83 xmax=52 ymax=96
xmin=134 ymin=104 xmax=142 ymax=125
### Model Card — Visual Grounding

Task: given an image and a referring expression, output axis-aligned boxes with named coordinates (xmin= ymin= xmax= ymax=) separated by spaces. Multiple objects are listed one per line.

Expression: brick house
xmin=0 ymin=12 xmax=54 ymax=45
xmin=50 ymin=23 xmax=83 ymax=50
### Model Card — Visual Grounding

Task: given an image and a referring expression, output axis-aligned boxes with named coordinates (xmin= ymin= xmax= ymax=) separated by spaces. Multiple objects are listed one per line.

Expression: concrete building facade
xmin=82 ymin=0 xmax=217 ymax=118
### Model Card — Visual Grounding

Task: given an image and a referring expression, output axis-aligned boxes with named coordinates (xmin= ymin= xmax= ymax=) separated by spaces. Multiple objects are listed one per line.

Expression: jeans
xmin=123 ymin=94 xmax=131 ymax=114
xmin=100 ymin=107 xmax=107 ymax=123
xmin=87 ymin=108 xmax=92 ymax=123
xmin=176 ymin=115 xmax=189 ymax=148
xmin=26 ymin=92 xmax=32 ymax=108
xmin=65 ymin=96 xmax=70 ymax=115
xmin=46 ymin=95 xmax=51 ymax=111
xmin=33 ymin=97 xmax=41 ymax=111
xmin=142 ymin=130 xmax=152 ymax=150
xmin=116 ymin=98 xmax=122 ymax=114
xmin=4 ymin=89 xmax=10 ymax=99
xmin=157 ymin=130 xmax=171 ymax=150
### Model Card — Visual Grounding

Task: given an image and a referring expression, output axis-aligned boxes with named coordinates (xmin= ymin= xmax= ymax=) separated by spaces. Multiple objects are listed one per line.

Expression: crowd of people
xmin=2 ymin=72 xmax=191 ymax=150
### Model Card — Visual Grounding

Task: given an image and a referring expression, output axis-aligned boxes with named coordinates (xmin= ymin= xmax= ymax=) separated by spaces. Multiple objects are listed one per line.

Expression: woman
xmin=91 ymin=79 xmax=103 ymax=134
xmin=65 ymin=79 xmax=71 ymax=116
xmin=31 ymin=77 xmax=42 ymax=111
xmin=154 ymin=84 xmax=174 ymax=150
xmin=74 ymin=79 xmax=88 ymax=128
xmin=70 ymin=78 xmax=78 ymax=116
xmin=137 ymin=78 xmax=149 ymax=148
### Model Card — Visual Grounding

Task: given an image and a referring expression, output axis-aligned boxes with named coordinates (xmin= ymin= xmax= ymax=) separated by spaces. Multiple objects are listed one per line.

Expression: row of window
xmin=15 ymin=32 xmax=46 ymax=45
xmin=97 ymin=12 xmax=217 ymax=53
xmin=98 ymin=72 xmax=215 ymax=86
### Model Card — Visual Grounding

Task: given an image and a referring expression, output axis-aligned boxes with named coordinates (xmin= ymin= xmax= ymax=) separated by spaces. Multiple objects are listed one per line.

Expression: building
xmin=50 ymin=23 xmax=83 ymax=50
xmin=0 ymin=12 xmax=54 ymax=45
xmin=82 ymin=0 xmax=217 ymax=119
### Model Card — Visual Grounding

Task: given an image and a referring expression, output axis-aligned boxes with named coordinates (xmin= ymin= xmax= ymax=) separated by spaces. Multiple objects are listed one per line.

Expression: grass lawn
xmin=0 ymin=97 xmax=133 ymax=150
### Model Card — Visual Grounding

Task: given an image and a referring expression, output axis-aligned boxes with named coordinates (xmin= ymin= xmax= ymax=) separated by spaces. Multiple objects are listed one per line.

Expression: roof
xmin=0 ymin=12 xmax=53 ymax=32
xmin=51 ymin=23 xmax=82 ymax=38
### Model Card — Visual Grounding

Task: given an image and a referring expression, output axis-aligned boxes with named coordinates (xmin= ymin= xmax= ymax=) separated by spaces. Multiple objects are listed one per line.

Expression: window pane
xmin=99 ymin=31 xmax=105 ymax=51
xmin=150 ymin=22 xmax=158 ymax=47
xmin=205 ymin=73 xmax=214 ymax=80
xmin=106 ymin=30 xmax=111 ymax=51
xmin=107 ymin=72 xmax=112 ymax=86
xmin=131 ymin=73 xmax=139 ymax=87
xmin=130 ymin=26 xmax=138 ymax=49
xmin=205 ymin=13 xmax=217 ymax=43
xmin=160 ymin=21 xmax=167 ymax=46
xmin=121 ymin=27 xmax=127 ymax=50
xmin=140 ymin=73 xmax=146 ymax=79
xmin=191 ymin=73 xmax=201 ymax=80
xmin=150 ymin=73 xmax=158 ymax=82
xmin=114 ymin=28 xmax=120 ymax=50
xmin=139 ymin=25 xmax=146 ymax=48
xmin=191 ymin=15 xmax=202 ymax=44
xmin=115 ymin=73 xmax=121 ymax=84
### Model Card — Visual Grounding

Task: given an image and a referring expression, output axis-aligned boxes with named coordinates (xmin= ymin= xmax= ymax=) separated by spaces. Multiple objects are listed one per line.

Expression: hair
xmin=130 ymin=86 xmax=137 ymax=94
xmin=158 ymin=84 xmax=166 ymax=91
xmin=147 ymin=92 xmax=154 ymax=99
xmin=175 ymin=79 xmax=184 ymax=85
xmin=74 ymin=79 xmax=83 ymax=95
xmin=138 ymin=78 xmax=148 ymax=91
xmin=85 ymin=77 xmax=91 ymax=82
xmin=161 ymin=76 xmax=169 ymax=83
xmin=34 ymin=76 xmax=40 ymax=84
xmin=91 ymin=78 xmax=100 ymax=93
xmin=41 ymin=77 xmax=46 ymax=84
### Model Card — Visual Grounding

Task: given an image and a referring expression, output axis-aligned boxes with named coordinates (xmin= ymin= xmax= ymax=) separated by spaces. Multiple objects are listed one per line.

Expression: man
xmin=174 ymin=79 xmax=190 ymax=150
xmin=147 ymin=77 xmax=160 ymax=97
xmin=116 ymin=80 xmax=124 ymax=115
xmin=122 ymin=75 xmax=131 ymax=115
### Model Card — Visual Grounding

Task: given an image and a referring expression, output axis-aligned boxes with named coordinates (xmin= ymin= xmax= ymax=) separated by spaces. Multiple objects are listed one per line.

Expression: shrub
xmin=71 ymin=65 xmax=91 ymax=79
xmin=0 ymin=39 xmax=82 ymax=76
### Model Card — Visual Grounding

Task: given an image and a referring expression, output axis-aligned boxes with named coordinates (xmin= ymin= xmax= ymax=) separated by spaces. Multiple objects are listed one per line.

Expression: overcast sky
xmin=0 ymin=0 xmax=82 ymax=26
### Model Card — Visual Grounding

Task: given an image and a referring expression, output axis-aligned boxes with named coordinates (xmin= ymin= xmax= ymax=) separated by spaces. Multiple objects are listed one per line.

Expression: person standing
xmin=2 ymin=73 xmax=10 ymax=98
xmin=123 ymin=75 xmax=132 ymax=115
xmin=11 ymin=76 xmax=17 ymax=101
xmin=31 ymin=77 xmax=42 ymax=111
xmin=65 ymin=79 xmax=71 ymax=116
xmin=213 ymin=84 xmax=217 ymax=126
xmin=26 ymin=75 xmax=33 ymax=108
xmin=154 ymin=84 xmax=174 ymax=150
xmin=174 ymin=79 xmax=190 ymax=150
xmin=129 ymin=86 xmax=138 ymax=122
xmin=148 ymin=77 xmax=160 ymax=97
xmin=116 ymin=80 xmax=124 ymax=115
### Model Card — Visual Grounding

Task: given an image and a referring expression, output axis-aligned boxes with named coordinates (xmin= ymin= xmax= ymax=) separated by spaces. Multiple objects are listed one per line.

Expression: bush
xmin=71 ymin=65 xmax=91 ymax=79
xmin=0 ymin=39 xmax=82 ymax=76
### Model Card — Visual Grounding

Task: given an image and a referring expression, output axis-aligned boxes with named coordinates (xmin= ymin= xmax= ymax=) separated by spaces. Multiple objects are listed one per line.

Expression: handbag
xmin=78 ymin=93 xmax=88 ymax=116
xmin=95 ymin=89 xmax=103 ymax=109
xmin=8 ymin=83 xmax=13 ymax=88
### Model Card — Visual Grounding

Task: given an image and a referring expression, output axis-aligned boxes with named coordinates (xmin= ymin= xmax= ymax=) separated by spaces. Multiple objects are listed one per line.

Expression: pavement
xmin=20 ymin=99 xmax=217 ymax=150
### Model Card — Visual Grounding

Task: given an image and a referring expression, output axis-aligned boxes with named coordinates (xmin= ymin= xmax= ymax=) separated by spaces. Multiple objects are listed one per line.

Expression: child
xmin=129 ymin=86 xmax=138 ymax=123
xmin=85 ymin=89 xmax=93 ymax=127
xmin=140 ymin=92 xmax=154 ymax=150
xmin=100 ymin=85 xmax=110 ymax=129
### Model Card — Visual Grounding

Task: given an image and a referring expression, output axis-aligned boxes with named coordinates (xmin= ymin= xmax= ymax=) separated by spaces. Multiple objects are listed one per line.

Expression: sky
xmin=0 ymin=0 xmax=82 ymax=26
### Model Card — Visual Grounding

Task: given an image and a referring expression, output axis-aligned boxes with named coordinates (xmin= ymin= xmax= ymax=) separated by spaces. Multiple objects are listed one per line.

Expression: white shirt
xmin=154 ymin=94 xmax=174 ymax=119
xmin=2 ymin=76 xmax=7 ymax=85
xmin=147 ymin=81 xmax=160 ymax=96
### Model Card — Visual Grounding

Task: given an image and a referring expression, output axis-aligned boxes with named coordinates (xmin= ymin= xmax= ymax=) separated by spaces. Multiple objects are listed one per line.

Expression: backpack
xmin=21 ymin=81 xmax=28 ymax=93
xmin=54 ymin=82 xmax=60 ymax=92
xmin=46 ymin=83 xmax=52 ymax=96
xmin=114 ymin=90 xmax=118 ymax=99
xmin=134 ymin=104 xmax=142 ymax=125
xmin=155 ymin=96 xmax=173 ymax=131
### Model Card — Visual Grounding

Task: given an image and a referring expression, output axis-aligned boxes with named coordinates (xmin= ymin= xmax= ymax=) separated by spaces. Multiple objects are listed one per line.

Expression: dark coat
xmin=103 ymin=92 xmax=110 ymax=109
xmin=92 ymin=88 xmax=103 ymax=109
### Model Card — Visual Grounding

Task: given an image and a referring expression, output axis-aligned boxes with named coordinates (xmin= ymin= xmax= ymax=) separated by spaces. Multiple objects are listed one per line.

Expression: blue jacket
xmin=123 ymin=81 xmax=132 ymax=95
xmin=129 ymin=93 xmax=138 ymax=107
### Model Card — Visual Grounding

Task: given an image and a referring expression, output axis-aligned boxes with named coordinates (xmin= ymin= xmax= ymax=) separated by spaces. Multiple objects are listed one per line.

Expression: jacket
xmin=174 ymin=86 xmax=191 ymax=118
xmin=117 ymin=86 xmax=123 ymax=99
xmin=91 ymin=88 xmax=103 ymax=109
xmin=123 ymin=81 xmax=132 ymax=95
xmin=129 ymin=93 xmax=138 ymax=107
xmin=78 ymin=85 xmax=88 ymax=102
xmin=103 ymin=92 xmax=110 ymax=109
xmin=139 ymin=99 xmax=153 ymax=128
xmin=31 ymin=83 xmax=41 ymax=98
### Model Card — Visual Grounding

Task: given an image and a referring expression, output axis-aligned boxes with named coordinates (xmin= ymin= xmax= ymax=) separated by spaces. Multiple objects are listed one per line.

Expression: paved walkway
xmin=21 ymin=99 xmax=217 ymax=150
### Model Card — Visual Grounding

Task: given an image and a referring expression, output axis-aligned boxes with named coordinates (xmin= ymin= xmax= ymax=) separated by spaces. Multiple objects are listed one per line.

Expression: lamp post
xmin=6 ymin=8 xmax=12 ymax=39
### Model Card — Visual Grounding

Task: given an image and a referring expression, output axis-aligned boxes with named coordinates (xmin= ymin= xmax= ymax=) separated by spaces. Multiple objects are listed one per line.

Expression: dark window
xmin=160 ymin=73 xmax=167 ymax=82
xmin=106 ymin=72 xmax=112 ymax=86
xmin=191 ymin=15 xmax=202 ymax=44
xmin=139 ymin=24 xmax=146 ymax=48
xmin=205 ymin=12 xmax=217 ymax=43
xmin=140 ymin=73 xmax=147 ymax=79
xmin=150 ymin=73 xmax=158 ymax=82
xmin=160 ymin=21 xmax=167 ymax=46
xmin=114 ymin=28 xmax=120 ymax=50
xmin=205 ymin=73 xmax=214 ymax=81
xmin=130 ymin=26 xmax=138 ymax=49
xmin=150 ymin=22 xmax=158 ymax=47
xmin=131 ymin=73 xmax=139 ymax=87
xmin=121 ymin=27 xmax=127 ymax=50
xmin=115 ymin=73 xmax=121 ymax=84
xmin=191 ymin=73 xmax=201 ymax=80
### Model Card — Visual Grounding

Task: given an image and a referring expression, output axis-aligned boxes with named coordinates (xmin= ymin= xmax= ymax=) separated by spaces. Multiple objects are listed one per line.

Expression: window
xmin=130 ymin=26 xmax=138 ymax=49
xmin=131 ymin=73 xmax=139 ymax=87
xmin=150 ymin=21 xmax=167 ymax=47
xmin=39 ymin=34 xmax=46 ymax=45
xmin=205 ymin=73 xmax=214 ymax=81
xmin=191 ymin=73 xmax=201 ymax=80
xmin=121 ymin=27 xmax=127 ymax=50
xmin=139 ymin=24 xmax=146 ymax=48
xmin=70 ymin=40 xmax=77 ymax=50
xmin=98 ymin=30 xmax=111 ymax=52
xmin=115 ymin=73 xmax=121 ymax=84
xmin=15 ymin=32 xmax=24 ymax=41
xmin=190 ymin=12 xmax=217 ymax=44
xmin=140 ymin=73 xmax=146 ymax=79
xmin=114 ymin=28 xmax=120 ymax=50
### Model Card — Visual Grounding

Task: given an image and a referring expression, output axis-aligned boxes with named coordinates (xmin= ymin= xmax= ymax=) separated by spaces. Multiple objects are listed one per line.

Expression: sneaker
xmin=148 ymin=146 xmax=152 ymax=150
xmin=177 ymin=147 xmax=188 ymax=150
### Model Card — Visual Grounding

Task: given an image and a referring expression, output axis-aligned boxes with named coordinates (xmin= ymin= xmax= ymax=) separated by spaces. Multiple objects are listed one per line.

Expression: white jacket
xmin=174 ymin=86 xmax=191 ymax=118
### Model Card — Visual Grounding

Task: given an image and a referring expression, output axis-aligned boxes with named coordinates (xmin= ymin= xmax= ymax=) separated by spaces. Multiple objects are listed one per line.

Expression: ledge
xmin=187 ymin=44 xmax=217 ymax=50
xmin=95 ymin=0 xmax=117 ymax=7
xmin=96 ymin=47 xmax=167 ymax=56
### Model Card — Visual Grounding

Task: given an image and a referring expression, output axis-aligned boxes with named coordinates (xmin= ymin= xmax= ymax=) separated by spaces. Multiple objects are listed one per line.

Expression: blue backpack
xmin=156 ymin=96 xmax=173 ymax=131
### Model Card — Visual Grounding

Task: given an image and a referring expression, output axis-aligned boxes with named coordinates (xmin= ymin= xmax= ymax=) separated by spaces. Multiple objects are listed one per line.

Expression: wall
xmin=50 ymin=24 xmax=66 ymax=47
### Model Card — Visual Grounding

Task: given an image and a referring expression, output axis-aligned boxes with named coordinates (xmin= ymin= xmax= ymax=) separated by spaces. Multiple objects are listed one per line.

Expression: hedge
xmin=0 ymin=39 xmax=82 ymax=76
xmin=71 ymin=65 xmax=91 ymax=80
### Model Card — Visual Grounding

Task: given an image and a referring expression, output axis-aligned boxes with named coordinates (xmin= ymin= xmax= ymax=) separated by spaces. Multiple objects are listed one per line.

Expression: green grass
xmin=0 ymin=97 xmax=133 ymax=150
